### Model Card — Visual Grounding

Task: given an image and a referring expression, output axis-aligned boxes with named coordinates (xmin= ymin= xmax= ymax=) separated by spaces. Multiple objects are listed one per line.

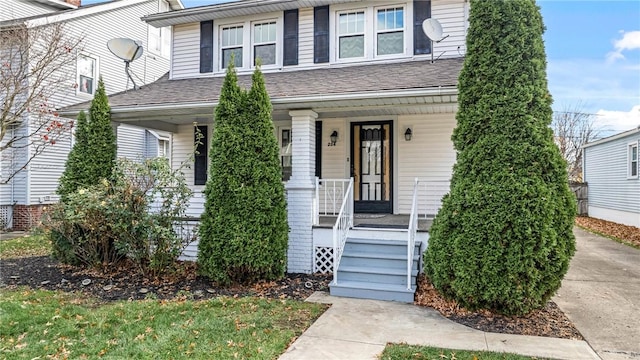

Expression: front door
xmin=351 ymin=122 xmax=392 ymax=213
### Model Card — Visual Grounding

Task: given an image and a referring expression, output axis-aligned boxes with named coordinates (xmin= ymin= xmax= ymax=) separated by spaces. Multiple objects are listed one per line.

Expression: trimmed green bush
xmin=198 ymin=64 xmax=288 ymax=285
xmin=424 ymin=0 xmax=576 ymax=316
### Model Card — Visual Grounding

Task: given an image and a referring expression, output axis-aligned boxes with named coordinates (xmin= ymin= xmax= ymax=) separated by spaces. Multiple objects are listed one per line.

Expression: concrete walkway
xmin=553 ymin=227 xmax=640 ymax=360
xmin=280 ymin=292 xmax=599 ymax=360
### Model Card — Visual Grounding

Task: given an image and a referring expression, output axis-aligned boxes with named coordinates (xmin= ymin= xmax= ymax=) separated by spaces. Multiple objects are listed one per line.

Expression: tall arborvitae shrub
xmin=198 ymin=64 xmax=288 ymax=285
xmin=424 ymin=0 xmax=576 ymax=316
xmin=58 ymin=77 xmax=116 ymax=198
xmin=54 ymin=77 xmax=116 ymax=263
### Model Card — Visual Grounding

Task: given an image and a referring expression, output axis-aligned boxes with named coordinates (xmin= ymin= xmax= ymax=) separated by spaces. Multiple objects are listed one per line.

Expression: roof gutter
xmin=59 ymin=86 xmax=458 ymax=117
xmin=582 ymin=126 xmax=640 ymax=148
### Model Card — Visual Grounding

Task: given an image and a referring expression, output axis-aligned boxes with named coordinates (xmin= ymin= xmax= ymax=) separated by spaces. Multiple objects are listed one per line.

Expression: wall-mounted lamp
xmin=404 ymin=128 xmax=413 ymax=141
xmin=329 ymin=130 xmax=338 ymax=146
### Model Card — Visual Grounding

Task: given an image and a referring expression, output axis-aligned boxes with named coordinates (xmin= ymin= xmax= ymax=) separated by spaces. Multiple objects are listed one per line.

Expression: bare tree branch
xmin=551 ymin=102 xmax=601 ymax=182
xmin=0 ymin=21 xmax=84 ymax=184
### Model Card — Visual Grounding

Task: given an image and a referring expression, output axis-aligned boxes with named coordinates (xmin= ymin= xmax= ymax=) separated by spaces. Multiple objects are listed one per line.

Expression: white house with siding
xmin=0 ymin=0 xmax=183 ymax=230
xmin=62 ymin=0 xmax=469 ymax=302
xmin=583 ymin=127 xmax=640 ymax=228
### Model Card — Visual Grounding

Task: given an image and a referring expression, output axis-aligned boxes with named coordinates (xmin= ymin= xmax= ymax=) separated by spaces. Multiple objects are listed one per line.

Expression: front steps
xmin=330 ymin=237 xmax=422 ymax=303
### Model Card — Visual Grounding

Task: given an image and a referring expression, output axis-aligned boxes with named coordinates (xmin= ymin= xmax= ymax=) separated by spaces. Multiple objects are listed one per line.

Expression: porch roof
xmin=60 ymin=57 xmax=463 ymax=126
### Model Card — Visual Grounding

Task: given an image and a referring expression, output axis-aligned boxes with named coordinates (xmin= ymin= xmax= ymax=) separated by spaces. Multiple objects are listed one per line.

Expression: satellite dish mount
xmin=107 ymin=38 xmax=144 ymax=90
xmin=422 ymin=18 xmax=450 ymax=63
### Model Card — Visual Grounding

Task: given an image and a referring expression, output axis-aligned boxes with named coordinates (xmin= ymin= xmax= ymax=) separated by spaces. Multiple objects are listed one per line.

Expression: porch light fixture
xmin=329 ymin=130 xmax=338 ymax=146
xmin=404 ymin=128 xmax=412 ymax=141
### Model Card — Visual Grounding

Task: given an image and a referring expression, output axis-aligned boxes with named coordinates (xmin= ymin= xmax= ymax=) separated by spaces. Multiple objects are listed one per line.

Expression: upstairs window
xmin=77 ymin=54 xmax=97 ymax=95
xmin=376 ymin=7 xmax=404 ymax=55
xmin=221 ymin=25 xmax=243 ymax=69
xmin=629 ymin=142 xmax=638 ymax=178
xmin=253 ymin=21 xmax=276 ymax=65
xmin=148 ymin=0 xmax=171 ymax=58
xmin=338 ymin=11 xmax=365 ymax=59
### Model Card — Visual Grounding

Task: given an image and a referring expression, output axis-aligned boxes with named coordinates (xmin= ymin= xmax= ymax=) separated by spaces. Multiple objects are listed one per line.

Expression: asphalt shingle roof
xmin=64 ymin=57 xmax=463 ymax=111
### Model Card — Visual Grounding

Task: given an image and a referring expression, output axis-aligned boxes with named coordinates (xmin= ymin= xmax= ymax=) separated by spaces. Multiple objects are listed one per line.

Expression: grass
xmin=380 ymin=344 xmax=553 ymax=360
xmin=0 ymin=288 xmax=327 ymax=359
xmin=0 ymin=234 xmax=51 ymax=259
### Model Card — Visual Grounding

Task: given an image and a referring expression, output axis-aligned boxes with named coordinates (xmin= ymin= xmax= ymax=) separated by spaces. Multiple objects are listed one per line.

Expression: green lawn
xmin=0 ymin=288 xmax=327 ymax=359
xmin=0 ymin=234 xmax=51 ymax=258
xmin=381 ymin=344 xmax=553 ymax=360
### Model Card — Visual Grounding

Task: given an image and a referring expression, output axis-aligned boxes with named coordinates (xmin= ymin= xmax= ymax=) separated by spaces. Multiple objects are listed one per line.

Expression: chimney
xmin=66 ymin=0 xmax=81 ymax=6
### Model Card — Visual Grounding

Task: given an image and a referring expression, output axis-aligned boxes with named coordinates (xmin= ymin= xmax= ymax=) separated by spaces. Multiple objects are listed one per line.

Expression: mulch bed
xmin=1 ymin=254 xmax=583 ymax=340
xmin=576 ymin=216 xmax=640 ymax=248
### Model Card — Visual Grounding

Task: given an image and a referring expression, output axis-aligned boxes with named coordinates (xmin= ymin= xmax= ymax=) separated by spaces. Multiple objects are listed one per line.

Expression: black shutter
xmin=200 ymin=20 xmax=213 ymax=73
xmin=315 ymin=121 xmax=322 ymax=178
xmin=313 ymin=6 xmax=329 ymax=63
xmin=194 ymin=126 xmax=208 ymax=185
xmin=283 ymin=9 xmax=299 ymax=66
xmin=413 ymin=1 xmax=431 ymax=55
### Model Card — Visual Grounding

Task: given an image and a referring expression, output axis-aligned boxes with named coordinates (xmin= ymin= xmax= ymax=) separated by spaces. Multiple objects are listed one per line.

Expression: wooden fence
xmin=569 ymin=182 xmax=588 ymax=216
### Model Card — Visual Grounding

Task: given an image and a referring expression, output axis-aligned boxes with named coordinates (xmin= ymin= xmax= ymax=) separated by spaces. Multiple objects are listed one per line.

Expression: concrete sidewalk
xmin=280 ymin=292 xmax=599 ymax=360
xmin=553 ymin=227 xmax=640 ymax=360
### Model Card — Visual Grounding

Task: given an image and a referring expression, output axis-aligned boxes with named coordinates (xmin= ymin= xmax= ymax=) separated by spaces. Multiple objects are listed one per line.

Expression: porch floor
xmin=316 ymin=214 xmax=433 ymax=231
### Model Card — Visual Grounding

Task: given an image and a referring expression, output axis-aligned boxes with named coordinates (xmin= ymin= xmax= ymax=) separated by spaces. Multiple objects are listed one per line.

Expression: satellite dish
xmin=421 ymin=18 xmax=450 ymax=63
xmin=422 ymin=18 xmax=444 ymax=42
xmin=107 ymin=38 xmax=143 ymax=89
xmin=107 ymin=38 xmax=143 ymax=62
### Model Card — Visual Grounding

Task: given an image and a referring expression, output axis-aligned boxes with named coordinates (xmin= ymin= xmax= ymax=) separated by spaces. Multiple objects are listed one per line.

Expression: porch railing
xmin=332 ymin=177 xmax=354 ymax=285
xmin=407 ymin=178 xmax=419 ymax=291
xmin=314 ymin=178 xmax=352 ymax=225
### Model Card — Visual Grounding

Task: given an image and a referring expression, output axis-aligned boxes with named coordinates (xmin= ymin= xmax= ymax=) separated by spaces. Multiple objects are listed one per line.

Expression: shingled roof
xmin=62 ymin=57 xmax=463 ymax=113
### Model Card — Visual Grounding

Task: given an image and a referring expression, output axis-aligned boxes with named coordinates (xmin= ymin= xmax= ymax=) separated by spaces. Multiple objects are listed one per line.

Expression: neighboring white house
xmin=583 ymin=126 xmax=640 ymax=228
xmin=62 ymin=0 xmax=469 ymax=301
xmin=0 ymin=0 xmax=183 ymax=230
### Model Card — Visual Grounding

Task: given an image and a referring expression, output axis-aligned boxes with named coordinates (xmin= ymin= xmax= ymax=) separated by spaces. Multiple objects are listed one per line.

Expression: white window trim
xmin=628 ymin=141 xmax=639 ymax=179
xmin=148 ymin=0 xmax=171 ymax=59
xmin=278 ymin=126 xmax=292 ymax=181
xmin=220 ymin=23 xmax=245 ymax=69
xmin=374 ymin=5 xmax=407 ymax=58
xmin=330 ymin=2 xmax=412 ymax=64
xmin=76 ymin=52 xmax=99 ymax=97
xmin=251 ymin=20 xmax=278 ymax=67
xmin=214 ymin=12 xmax=284 ymax=73
xmin=336 ymin=9 xmax=367 ymax=61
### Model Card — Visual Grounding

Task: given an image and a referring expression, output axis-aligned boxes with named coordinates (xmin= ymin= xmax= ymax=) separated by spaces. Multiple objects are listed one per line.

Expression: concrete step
xmin=340 ymin=251 xmax=420 ymax=269
xmin=345 ymin=238 xmax=421 ymax=255
xmin=337 ymin=265 xmax=418 ymax=286
xmin=330 ymin=280 xmax=415 ymax=303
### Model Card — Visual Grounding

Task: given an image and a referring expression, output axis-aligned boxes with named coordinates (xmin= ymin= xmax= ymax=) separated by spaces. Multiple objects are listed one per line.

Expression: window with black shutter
xmin=413 ymin=0 xmax=431 ymax=55
xmin=194 ymin=126 xmax=208 ymax=185
xmin=314 ymin=6 xmax=329 ymax=63
xmin=200 ymin=21 xmax=213 ymax=73
xmin=283 ymin=9 xmax=298 ymax=66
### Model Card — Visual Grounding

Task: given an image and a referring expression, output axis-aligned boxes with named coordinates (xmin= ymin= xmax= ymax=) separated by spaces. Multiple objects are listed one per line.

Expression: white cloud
xmin=606 ymin=30 xmax=640 ymax=63
xmin=595 ymin=105 xmax=640 ymax=135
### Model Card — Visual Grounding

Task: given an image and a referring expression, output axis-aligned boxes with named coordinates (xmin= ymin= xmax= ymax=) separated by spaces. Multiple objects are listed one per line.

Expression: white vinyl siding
xmin=297 ymin=8 xmax=314 ymax=65
xmin=584 ymin=132 xmax=640 ymax=227
xmin=172 ymin=124 xmax=208 ymax=217
xmin=117 ymin=125 xmax=146 ymax=159
xmin=22 ymin=0 xmax=172 ymax=205
xmin=431 ymin=0 xmax=468 ymax=58
xmin=148 ymin=0 xmax=171 ymax=58
xmin=171 ymin=23 xmax=200 ymax=79
xmin=0 ymin=0 xmax=62 ymax=21
xmin=320 ymin=119 xmax=348 ymax=179
xmin=397 ymin=113 xmax=456 ymax=214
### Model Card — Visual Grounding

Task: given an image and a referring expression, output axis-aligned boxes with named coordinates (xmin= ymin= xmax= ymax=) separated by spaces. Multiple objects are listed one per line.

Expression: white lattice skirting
xmin=314 ymin=246 xmax=334 ymax=274
xmin=0 ymin=206 xmax=12 ymax=230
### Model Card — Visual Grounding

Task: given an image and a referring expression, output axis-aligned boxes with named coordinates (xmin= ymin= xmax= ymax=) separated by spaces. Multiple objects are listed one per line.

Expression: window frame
xmin=220 ymin=24 xmax=244 ymax=69
xmin=331 ymin=2 xmax=411 ymax=63
xmin=215 ymin=13 xmax=283 ymax=72
xmin=374 ymin=6 xmax=406 ymax=57
xmin=148 ymin=0 xmax=171 ymax=58
xmin=629 ymin=141 xmax=639 ymax=179
xmin=279 ymin=126 xmax=292 ymax=182
xmin=76 ymin=53 xmax=98 ymax=97
xmin=336 ymin=9 xmax=367 ymax=60
xmin=252 ymin=20 xmax=277 ymax=66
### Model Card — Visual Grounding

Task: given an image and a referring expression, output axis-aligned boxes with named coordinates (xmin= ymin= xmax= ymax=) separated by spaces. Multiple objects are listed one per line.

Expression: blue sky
xmin=83 ymin=0 xmax=640 ymax=135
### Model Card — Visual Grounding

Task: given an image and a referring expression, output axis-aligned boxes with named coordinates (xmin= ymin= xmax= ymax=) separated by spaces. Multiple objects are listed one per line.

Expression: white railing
xmin=315 ymin=178 xmax=352 ymax=224
xmin=332 ymin=177 xmax=354 ymax=285
xmin=407 ymin=178 xmax=420 ymax=291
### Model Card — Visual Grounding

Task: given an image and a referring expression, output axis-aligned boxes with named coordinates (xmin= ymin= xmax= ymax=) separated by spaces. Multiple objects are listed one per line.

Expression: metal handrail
xmin=332 ymin=177 xmax=354 ymax=285
xmin=407 ymin=178 xmax=420 ymax=291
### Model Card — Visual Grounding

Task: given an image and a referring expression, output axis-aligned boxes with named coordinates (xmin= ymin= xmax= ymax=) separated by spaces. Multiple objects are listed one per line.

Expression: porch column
xmin=286 ymin=109 xmax=318 ymax=274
